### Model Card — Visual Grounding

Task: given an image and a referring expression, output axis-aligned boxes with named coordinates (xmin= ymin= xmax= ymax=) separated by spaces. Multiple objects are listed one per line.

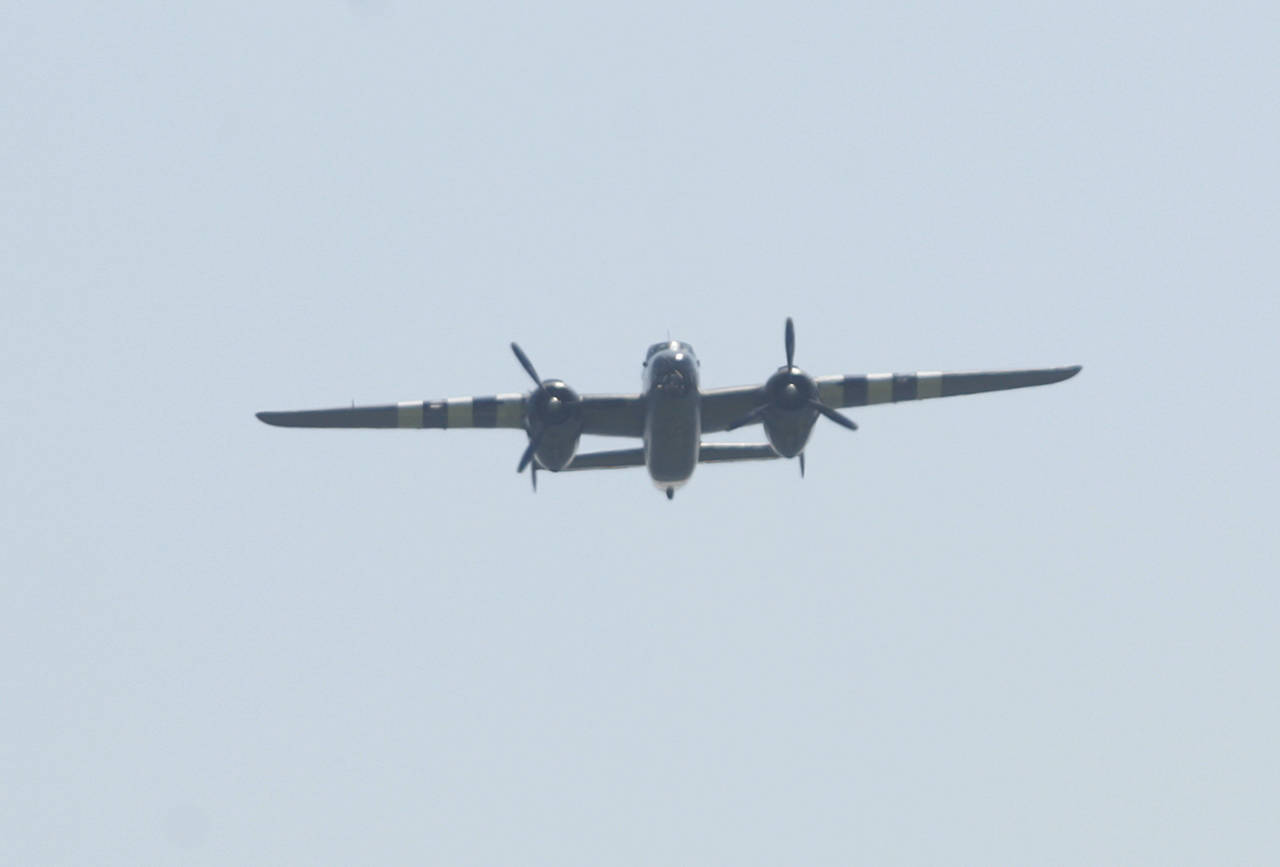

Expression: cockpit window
xmin=644 ymin=341 xmax=696 ymax=363
xmin=645 ymin=342 xmax=672 ymax=361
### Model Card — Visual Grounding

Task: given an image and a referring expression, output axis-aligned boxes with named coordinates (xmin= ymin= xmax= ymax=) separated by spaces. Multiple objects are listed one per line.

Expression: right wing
xmin=256 ymin=394 xmax=528 ymax=429
xmin=256 ymin=393 xmax=646 ymax=437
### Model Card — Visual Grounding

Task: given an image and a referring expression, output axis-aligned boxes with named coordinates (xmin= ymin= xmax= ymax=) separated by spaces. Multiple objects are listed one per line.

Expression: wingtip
xmin=255 ymin=411 xmax=281 ymax=426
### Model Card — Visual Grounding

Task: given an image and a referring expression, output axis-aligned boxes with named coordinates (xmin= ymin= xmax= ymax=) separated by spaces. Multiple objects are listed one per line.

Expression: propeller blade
xmin=517 ymin=430 xmax=544 ymax=472
xmin=511 ymin=342 xmax=541 ymax=387
xmin=784 ymin=317 xmax=796 ymax=368
xmin=530 ymin=463 xmax=538 ymax=492
xmin=810 ymin=399 xmax=858 ymax=431
xmin=725 ymin=403 xmax=768 ymax=432
xmin=799 ymin=452 xmax=805 ymax=478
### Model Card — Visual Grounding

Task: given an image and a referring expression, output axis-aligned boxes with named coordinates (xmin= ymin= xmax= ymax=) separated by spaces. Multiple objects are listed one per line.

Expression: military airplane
xmin=256 ymin=318 xmax=1080 ymax=499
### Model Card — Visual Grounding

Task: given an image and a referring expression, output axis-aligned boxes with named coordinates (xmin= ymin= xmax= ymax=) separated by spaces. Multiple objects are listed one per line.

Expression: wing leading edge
xmin=816 ymin=365 xmax=1082 ymax=409
xmin=257 ymin=393 xmax=646 ymax=436
xmin=701 ymin=365 xmax=1080 ymax=432
xmin=255 ymin=394 xmax=526 ymax=429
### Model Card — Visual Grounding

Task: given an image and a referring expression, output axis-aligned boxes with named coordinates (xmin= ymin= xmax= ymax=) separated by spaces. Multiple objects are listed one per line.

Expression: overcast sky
xmin=4 ymin=1 xmax=1277 ymax=864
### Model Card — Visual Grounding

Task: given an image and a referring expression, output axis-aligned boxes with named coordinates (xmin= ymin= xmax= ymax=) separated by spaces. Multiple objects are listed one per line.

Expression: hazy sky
xmin=4 ymin=2 xmax=1277 ymax=864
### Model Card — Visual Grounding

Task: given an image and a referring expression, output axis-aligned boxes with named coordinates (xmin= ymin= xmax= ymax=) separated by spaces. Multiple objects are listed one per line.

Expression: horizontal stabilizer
xmin=698 ymin=443 xmax=780 ymax=463
xmin=563 ymin=448 xmax=646 ymax=471
xmin=562 ymin=443 xmax=781 ymax=473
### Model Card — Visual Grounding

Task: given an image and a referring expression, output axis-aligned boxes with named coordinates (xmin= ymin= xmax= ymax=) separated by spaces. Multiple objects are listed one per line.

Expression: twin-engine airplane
xmin=257 ymin=318 xmax=1080 ymax=499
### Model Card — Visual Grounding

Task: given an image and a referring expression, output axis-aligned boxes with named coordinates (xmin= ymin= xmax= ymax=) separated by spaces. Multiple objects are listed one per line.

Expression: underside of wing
xmin=256 ymin=393 xmax=646 ymax=436
xmin=814 ymin=366 xmax=1082 ymax=409
xmin=255 ymin=394 xmax=527 ymax=429
xmin=701 ymin=365 xmax=1080 ymax=432
xmin=579 ymin=395 xmax=646 ymax=437
xmin=700 ymin=385 xmax=767 ymax=433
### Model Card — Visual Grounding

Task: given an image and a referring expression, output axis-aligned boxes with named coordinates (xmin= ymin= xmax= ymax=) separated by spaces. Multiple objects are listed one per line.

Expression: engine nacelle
xmin=727 ymin=317 xmax=858 ymax=462
xmin=759 ymin=367 xmax=820 ymax=458
xmin=762 ymin=411 xmax=817 ymax=458
xmin=526 ymin=379 xmax=583 ymax=471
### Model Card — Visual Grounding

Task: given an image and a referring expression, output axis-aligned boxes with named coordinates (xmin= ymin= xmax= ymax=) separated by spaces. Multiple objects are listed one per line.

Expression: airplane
xmin=256 ymin=318 xmax=1081 ymax=499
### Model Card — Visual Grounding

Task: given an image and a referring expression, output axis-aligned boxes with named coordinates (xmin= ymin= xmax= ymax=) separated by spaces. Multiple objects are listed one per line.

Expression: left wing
xmin=701 ymin=365 xmax=1080 ymax=432
xmin=814 ymin=366 xmax=1082 ymax=410
xmin=256 ymin=393 xmax=645 ymax=437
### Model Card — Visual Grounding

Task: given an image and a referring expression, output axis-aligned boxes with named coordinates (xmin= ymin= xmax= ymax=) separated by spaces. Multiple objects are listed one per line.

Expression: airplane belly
xmin=645 ymin=394 xmax=700 ymax=483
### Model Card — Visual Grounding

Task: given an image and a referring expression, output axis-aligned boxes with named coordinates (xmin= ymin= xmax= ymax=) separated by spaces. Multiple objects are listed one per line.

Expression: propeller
xmin=511 ymin=342 xmax=579 ymax=491
xmin=511 ymin=342 xmax=544 ymax=486
xmin=725 ymin=317 xmax=859 ymax=433
xmin=517 ymin=430 xmax=543 ymax=473
xmin=512 ymin=341 xmax=541 ymax=386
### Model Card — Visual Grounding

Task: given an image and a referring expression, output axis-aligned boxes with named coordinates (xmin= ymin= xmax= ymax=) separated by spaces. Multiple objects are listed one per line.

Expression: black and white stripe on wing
xmin=254 ymin=394 xmax=526 ymax=429
xmin=816 ymin=366 xmax=1083 ymax=408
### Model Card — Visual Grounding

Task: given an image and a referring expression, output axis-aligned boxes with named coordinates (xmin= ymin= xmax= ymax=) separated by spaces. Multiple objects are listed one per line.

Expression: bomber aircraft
xmin=256 ymin=318 xmax=1080 ymax=499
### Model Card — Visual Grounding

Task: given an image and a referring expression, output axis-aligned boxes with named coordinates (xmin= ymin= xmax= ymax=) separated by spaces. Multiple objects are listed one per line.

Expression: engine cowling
xmin=759 ymin=367 xmax=820 ymax=458
xmin=525 ymin=379 xmax=582 ymax=471
xmin=725 ymin=318 xmax=858 ymax=465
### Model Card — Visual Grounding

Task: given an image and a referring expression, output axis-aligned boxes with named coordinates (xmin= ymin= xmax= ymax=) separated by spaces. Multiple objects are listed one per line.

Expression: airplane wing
xmin=563 ymin=443 xmax=780 ymax=472
xmin=256 ymin=393 xmax=646 ymax=437
xmin=701 ymin=366 xmax=1081 ymax=432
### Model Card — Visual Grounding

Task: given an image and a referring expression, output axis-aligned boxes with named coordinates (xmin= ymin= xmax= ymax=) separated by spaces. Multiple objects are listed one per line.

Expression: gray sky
xmin=4 ymin=1 xmax=1277 ymax=864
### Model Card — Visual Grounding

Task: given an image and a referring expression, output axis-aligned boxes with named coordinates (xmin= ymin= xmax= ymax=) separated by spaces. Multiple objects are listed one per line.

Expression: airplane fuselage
xmin=641 ymin=341 xmax=701 ymax=495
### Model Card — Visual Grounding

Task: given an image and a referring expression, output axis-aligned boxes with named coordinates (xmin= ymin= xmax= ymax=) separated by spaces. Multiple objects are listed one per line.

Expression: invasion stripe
xmin=867 ymin=373 xmax=893 ymax=404
xmin=397 ymin=401 xmax=424 ymax=428
xmin=495 ymin=393 xmax=525 ymax=427
xmin=445 ymin=397 xmax=473 ymax=428
xmin=472 ymin=396 xmax=498 ymax=427
xmin=842 ymin=375 xmax=869 ymax=406
xmin=917 ymin=371 xmax=942 ymax=399
xmin=892 ymin=373 xmax=917 ymax=402
xmin=817 ymin=377 xmax=843 ymax=407
xmin=423 ymin=401 xmax=447 ymax=427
